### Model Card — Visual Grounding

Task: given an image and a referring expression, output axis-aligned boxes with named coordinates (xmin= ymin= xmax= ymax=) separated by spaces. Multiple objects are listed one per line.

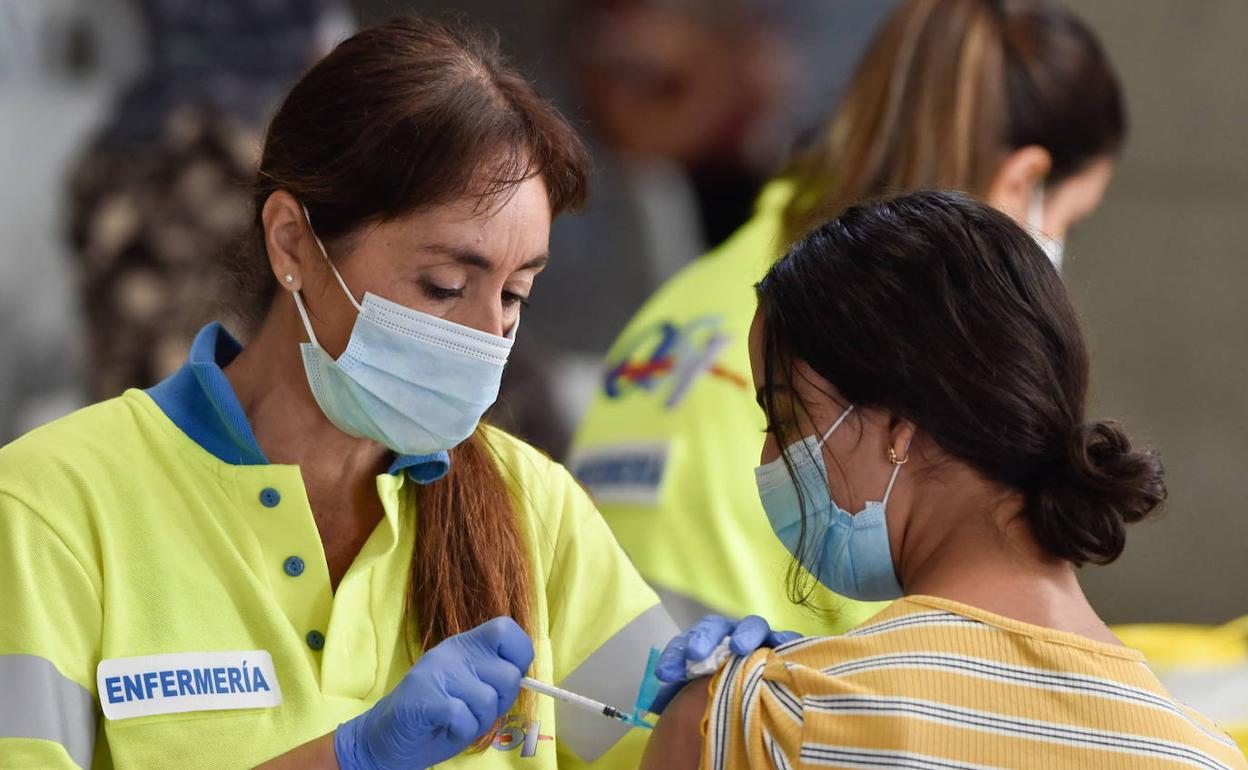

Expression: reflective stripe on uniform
xmin=556 ymin=603 xmax=680 ymax=761
xmin=0 ymin=654 xmax=96 ymax=769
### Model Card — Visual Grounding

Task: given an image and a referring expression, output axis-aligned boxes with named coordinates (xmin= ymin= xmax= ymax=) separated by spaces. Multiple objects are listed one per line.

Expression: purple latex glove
xmin=650 ymin=614 xmax=800 ymax=713
xmin=335 ymin=617 xmax=534 ymax=770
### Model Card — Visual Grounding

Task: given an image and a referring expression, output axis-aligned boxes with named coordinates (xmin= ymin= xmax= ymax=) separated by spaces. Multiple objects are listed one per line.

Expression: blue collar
xmin=146 ymin=322 xmax=451 ymax=483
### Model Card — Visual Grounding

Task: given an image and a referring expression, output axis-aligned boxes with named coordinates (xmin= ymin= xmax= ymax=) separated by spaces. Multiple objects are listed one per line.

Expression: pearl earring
xmin=284 ymin=274 xmax=295 ymax=284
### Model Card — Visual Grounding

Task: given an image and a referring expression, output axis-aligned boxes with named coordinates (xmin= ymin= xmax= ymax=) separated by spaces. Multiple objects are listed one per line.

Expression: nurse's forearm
xmin=254 ymin=732 xmax=339 ymax=769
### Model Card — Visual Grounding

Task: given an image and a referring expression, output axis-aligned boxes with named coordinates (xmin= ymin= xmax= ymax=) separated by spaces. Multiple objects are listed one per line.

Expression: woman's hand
xmin=650 ymin=614 xmax=799 ymax=713
xmin=334 ymin=616 xmax=534 ymax=770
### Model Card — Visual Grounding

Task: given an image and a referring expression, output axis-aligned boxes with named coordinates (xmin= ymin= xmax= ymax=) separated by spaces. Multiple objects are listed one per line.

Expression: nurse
xmin=0 ymin=17 xmax=774 ymax=770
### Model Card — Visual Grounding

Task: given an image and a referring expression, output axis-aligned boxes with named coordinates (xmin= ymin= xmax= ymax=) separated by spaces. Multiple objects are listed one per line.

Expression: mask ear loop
xmin=301 ymin=204 xmax=363 ymax=314
xmin=882 ymin=445 xmax=909 ymax=506
xmin=291 ymin=291 xmax=321 ymax=348
xmin=1027 ymin=182 xmax=1047 ymax=234
xmin=807 ymin=404 xmax=857 ymax=519
xmin=817 ymin=404 xmax=856 ymax=446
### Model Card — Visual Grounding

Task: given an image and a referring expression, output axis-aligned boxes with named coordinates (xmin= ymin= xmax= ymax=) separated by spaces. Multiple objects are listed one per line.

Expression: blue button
xmin=283 ymin=556 xmax=304 ymax=577
xmin=259 ymin=488 xmax=281 ymax=507
xmin=306 ymin=630 xmax=325 ymax=651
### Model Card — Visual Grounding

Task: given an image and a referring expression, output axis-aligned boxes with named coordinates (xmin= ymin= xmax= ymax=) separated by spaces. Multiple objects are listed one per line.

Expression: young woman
xmin=0 ymin=17 xmax=787 ymax=770
xmin=571 ymin=0 xmax=1126 ymax=637
xmin=643 ymin=191 xmax=1247 ymax=770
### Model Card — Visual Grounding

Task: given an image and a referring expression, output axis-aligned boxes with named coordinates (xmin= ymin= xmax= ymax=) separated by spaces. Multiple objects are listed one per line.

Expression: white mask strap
xmin=292 ymin=290 xmax=321 ymax=348
xmin=1027 ymin=183 xmax=1046 ymax=232
xmin=302 ymin=204 xmax=363 ymax=314
xmin=881 ymin=462 xmax=903 ymax=507
xmin=818 ymin=404 xmax=855 ymax=445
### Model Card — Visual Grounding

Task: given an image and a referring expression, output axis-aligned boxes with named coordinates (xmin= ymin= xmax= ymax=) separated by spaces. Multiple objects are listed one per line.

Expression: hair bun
xmin=1026 ymin=420 xmax=1166 ymax=566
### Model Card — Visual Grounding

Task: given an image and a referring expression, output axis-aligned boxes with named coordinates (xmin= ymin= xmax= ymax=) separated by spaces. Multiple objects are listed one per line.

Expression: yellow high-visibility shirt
xmin=704 ymin=595 xmax=1248 ymax=770
xmin=569 ymin=181 xmax=883 ymax=634
xmin=0 ymin=322 xmax=677 ymax=769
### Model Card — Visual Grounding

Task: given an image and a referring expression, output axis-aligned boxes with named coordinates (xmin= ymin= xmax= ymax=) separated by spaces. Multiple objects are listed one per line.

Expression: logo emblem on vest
xmin=97 ymin=650 xmax=282 ymax=720
xmin=603 ymin=315 xmax=748 ymax=409
xmin=493 ymin=716 xmax=554 ymax=757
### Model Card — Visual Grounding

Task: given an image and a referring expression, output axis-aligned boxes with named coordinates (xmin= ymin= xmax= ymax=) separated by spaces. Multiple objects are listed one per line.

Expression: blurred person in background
xmin=496 ymin=0 xmax=793 ymax=458
xmin=571 ymin=0 xmax=1127 ymax=636
xmin=443 ymin=0 xmax=893 ymax=459
xmin=565 ymin=0 xmax=793 ymax=248
xmin=66 ymin=0 xmax=353 ymax=401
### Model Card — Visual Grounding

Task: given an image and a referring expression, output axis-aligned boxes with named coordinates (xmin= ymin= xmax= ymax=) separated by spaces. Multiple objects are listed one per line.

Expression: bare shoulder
xmin=642 ymin=680 xmax=713 ymax=770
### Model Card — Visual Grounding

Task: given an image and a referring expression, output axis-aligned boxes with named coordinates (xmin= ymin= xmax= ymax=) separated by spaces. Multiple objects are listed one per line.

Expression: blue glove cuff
xmin=334 ymin=714 xmax=371 ymax=770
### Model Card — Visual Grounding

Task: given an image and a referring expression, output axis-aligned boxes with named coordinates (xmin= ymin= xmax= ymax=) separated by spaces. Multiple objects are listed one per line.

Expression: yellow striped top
xmin=702 ymin=595 xmax=1248 ymax=770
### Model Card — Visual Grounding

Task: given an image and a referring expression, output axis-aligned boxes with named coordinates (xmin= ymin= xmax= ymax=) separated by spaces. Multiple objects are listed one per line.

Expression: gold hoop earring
xmin=888 ymin=447 xmax=909 ymax=465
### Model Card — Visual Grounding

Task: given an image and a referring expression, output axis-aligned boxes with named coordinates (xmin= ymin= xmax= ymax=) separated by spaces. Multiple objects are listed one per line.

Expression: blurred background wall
xmin=1062 ymin=0 xmax=1248 ymax=624
xmin=0 ymin=0 xmax=1244 ymax=624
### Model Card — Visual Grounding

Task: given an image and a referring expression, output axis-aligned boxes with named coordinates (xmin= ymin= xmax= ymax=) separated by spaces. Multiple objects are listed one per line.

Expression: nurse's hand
xmin=650 ymin=614 xmax=799 ymax=713
xmin=334 ymin=616 xmax=534 ymax=770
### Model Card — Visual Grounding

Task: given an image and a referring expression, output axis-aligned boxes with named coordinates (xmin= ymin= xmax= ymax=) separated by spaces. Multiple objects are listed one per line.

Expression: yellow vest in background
xmin=1115 ymin=618 xmax=1248 ymax=754
xmin=569 ymin=181 xmax=884 ymax=635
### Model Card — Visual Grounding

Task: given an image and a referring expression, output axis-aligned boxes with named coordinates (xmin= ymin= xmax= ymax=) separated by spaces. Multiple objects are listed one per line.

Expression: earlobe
xmin=261 ymin=190 xmax=311 ymax=292
xmin=889 ymin=421 xmax=918 ymax=466
xmin=986 ymin=145 xmax=1052 ymax=225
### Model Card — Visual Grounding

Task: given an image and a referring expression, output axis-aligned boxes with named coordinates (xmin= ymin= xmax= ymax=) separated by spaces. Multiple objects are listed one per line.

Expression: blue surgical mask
xmin=755 ymin=404 xmax=904 ymax=602
xmin=291 ymin=208 xmax=512 ymax=456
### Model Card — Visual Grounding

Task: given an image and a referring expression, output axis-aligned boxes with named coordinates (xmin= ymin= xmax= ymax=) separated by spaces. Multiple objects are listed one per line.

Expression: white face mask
xmin=1028 ymin=184 xmax=1065 ymax=270
xmin=292 ymin=207 xmax=513 ymax=456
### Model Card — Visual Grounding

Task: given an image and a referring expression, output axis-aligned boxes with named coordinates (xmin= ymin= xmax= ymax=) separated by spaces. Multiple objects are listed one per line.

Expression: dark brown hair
xmin=234 ymin=16 xmax=589 ymax=746
xmin=783 ymin=0 xmax=1126 ymax=242
xmin=758 ymin=191 xmax=1164 ymax=601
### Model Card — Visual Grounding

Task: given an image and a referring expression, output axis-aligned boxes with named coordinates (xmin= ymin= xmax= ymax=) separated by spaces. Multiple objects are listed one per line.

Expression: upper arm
xmin=0 ymin=491 xmax=102 ymax=768
xmin=700 ymin=650 xmax=802 ymax=770
xmin=642 ymin=677 xmax=712 ymax=770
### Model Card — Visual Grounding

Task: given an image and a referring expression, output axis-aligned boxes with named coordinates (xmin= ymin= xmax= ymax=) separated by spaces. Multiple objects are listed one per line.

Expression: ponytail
xmin=781 ymin=0 xmax=1124 ymax=244
xmin=782 ymin=0 xmax=1008 ymax=242
xmin=413 ymin=429 xmax=535 ymax=749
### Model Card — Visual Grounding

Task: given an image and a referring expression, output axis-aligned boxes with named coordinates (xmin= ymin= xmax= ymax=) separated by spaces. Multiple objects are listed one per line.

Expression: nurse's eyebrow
xmin=418 ymin=243 xmax=548 ymax=271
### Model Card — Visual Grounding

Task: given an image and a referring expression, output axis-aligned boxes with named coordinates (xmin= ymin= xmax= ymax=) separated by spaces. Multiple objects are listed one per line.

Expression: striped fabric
xmin=703 ymin=596 xmax=1248 ymax=770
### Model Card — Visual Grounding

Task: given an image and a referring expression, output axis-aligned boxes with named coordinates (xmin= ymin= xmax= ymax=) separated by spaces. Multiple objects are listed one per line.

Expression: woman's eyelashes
xmin=420 ymin=280 xmax=464 ymax=301
xmin=502 ymin=290 xmax=530 ymax=308
xmin=420 ymin=279 xmax=530 ymax=308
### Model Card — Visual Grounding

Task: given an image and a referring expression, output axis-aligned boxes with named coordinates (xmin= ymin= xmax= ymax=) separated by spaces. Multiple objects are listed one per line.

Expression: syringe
xmin=520 ymin=677 xmax=632 ymax=723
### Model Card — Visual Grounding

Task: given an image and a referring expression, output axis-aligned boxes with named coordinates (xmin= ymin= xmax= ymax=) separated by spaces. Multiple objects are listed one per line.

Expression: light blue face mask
xmin=292 ymin=209 xmax=513 ymax=456
xmin=755 ymin=404 xmax=905 ymax=602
